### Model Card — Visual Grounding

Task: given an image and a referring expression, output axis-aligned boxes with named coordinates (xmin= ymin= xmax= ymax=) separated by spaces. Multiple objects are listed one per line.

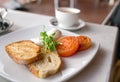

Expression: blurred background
xmin=0 ymin=0 xmax=118 ymax=24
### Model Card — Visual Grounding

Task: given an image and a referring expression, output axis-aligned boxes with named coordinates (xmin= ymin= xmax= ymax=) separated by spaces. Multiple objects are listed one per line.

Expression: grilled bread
xmin=27 ymin=51 xmax=61 ymax=78
xmin=5 ymin=40 xmax=41 ymax=64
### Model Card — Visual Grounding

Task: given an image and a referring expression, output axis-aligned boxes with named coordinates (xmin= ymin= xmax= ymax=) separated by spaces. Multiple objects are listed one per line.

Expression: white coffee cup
xmin=55 ymin=7 xmax=80 ymax=27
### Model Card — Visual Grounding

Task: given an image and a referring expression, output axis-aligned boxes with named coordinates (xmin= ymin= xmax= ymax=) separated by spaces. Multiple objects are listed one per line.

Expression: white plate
xmin=49 ymin=18 xmax=86 ymax=31
xmin=0 ymin=25 xmax=99 ymax=82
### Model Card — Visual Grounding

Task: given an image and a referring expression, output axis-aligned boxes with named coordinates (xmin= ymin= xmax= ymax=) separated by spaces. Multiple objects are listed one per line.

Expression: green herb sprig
xmin=40 ymin=30 xmax=59 ymax=53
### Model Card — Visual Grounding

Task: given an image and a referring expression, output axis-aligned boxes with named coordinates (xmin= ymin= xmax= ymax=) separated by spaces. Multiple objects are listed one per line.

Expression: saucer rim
xmin=49 ymin=18 xmax=86 ymax=31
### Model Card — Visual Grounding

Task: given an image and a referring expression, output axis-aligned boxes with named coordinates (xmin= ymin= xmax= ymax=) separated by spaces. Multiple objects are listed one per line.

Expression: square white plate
xmin=0 ymin=25 xmax=99 ymax=82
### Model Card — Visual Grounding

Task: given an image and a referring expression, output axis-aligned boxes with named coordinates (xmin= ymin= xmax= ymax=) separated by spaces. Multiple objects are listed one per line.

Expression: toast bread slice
xmin=5 ymin=40 xmax=41 ymax=64
xmin=27 ymin=51 xmax=61 ymax=78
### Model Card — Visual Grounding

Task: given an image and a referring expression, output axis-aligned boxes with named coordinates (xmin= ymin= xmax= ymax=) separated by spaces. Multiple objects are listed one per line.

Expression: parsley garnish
xmin=40 ymin=30 xmax=59 ymax=53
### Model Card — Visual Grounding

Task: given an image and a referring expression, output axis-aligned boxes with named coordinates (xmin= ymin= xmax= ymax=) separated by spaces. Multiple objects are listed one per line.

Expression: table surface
xmin=0 ymin=9 xmax=119 ymax=82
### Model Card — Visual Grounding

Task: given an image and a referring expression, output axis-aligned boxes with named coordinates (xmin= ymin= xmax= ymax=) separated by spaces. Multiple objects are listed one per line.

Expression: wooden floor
xmin=0 ymin=0 xmax=117 ymax=24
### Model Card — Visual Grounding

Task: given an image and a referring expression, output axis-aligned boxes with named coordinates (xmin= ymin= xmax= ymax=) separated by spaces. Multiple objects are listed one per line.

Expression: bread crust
xmin=27 ymin=51 xmax=61 ymax=78
xmin=5 ymin=40 xmax=41 ymax=64
xmin=5 ymin=40 xmax=61 ymax=78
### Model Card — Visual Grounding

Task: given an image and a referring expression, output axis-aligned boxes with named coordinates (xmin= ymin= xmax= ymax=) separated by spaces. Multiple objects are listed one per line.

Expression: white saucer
xmin=49 ymin=18 xmax=86 ymax=31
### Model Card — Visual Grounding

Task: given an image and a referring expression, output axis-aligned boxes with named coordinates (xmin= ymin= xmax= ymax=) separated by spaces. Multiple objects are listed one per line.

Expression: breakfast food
xmin=5 ymin=28 xmax=92 ymax=78
xmin=56 ymin=35 xmax=92 ymax=57
xmin=5 ymin=28 xmax=62 ymax=78
xmin=57 ymin=36 xmax=79 ymax=57
xmin=77 ymin=36 xmax=91 ymax=51
xmin=47 ymin=28 xmax=62 ymax=40
xmin=27 ymin=51 xmax=61 ymax=78
xmin=5 ymin=40 xmax=41 ymax=64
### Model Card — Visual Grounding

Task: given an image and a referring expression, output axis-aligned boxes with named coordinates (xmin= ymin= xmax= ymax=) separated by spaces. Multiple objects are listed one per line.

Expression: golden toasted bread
xmin=27 ymin=51 xmax=61 ymax=78
xmin=5 ymin=40 xmax=41 ymax=64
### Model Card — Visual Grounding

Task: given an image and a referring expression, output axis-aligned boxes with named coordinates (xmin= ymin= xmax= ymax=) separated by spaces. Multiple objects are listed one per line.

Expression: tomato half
xmin=57 ymin=36 xmax=79 ymax=57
